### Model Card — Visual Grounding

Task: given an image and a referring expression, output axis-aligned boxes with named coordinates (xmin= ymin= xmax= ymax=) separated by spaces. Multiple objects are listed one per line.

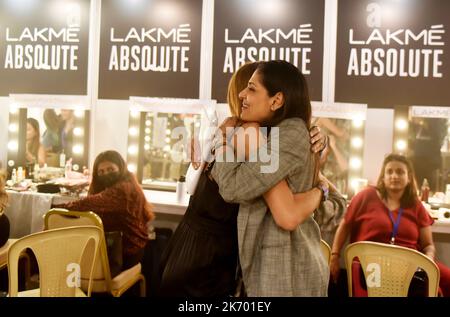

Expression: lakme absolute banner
xmin=211 ymin=0 xmax=325 ymax=103
xmin=98 ymin=0 xmax=202 ymax=100
xmin=335 ymin=0 xmax=450 ymax=108
xmin=0 ymin=0 xmax=90 ymax=96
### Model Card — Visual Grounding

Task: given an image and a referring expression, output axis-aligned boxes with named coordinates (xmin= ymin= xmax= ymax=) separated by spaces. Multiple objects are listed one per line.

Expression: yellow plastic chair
xmin=320 ymin=239 xmax=331 ymax=265
xmin=7 ymin=226 xmax=101 ymax=297
xmin=1 ymin=239 xmax=31 ymax=288
xmin=1 ymin=239 xmax=18 ymax=270
xmin=44 ymin=208 xmax=146 ymax=297
xmin=344 ymin=241 xmax=440 ymax=297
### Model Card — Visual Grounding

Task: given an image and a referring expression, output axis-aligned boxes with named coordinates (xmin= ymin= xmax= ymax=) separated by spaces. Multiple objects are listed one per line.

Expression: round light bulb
xmin=72 ymin=144 xmax=83 ymax=154
xmin=351 ymin=137 xmax=363 ymax=149
xmin=395 ymin=119 xmax=408 ymax=131
xmin=396 ymin=139 xmax=407 ymax=151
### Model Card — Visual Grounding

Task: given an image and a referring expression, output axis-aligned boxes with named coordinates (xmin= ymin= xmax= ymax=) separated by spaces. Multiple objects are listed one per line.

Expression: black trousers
xmin=123 ymin=248 xmax=145 ymax=270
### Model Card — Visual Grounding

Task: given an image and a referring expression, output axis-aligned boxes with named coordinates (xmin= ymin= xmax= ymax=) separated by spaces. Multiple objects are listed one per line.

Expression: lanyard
xmin=388 ymin=207 xmax=404 ymax=244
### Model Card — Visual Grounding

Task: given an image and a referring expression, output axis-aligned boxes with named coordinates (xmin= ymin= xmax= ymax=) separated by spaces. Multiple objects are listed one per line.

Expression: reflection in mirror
xmin=26 ymin=117 xmax=46 ymax=167
xmin=311 ymin=102 xmax=367 ymax=198
xmin=128 ymin=111 xmax=201 ymax=191
xmin=7 ymin=107 xmax=90 ymax=180
xmin=406 ymin=108 xmax=450 ymax=193
xmin=312 ymin=117 xmax=351 ymax=195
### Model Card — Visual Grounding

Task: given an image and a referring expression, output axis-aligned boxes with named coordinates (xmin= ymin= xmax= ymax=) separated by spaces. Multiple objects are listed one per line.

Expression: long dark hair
xmin=255 ymin=60 xmax=312 ymax=128
xmin=27 ymin=118 xmax=41 ymax=158
xmin=43 ymin=109 xmax=62 ymax=132
xmin=376 ymin=153 xmax=419 ymax=208
xmin=89 ymin=150 xmax=133 ymax=195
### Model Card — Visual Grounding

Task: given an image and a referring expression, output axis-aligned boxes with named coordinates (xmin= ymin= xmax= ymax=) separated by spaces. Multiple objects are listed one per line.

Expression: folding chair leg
xmin=140 ymin=276 xmax=146 ymax=297
xmin=20 ymin=253 xmax=31 ymax=290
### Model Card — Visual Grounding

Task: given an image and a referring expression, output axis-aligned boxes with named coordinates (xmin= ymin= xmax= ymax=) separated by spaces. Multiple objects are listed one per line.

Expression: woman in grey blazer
xmin=212 ymin=60 xmax=329 ymax=296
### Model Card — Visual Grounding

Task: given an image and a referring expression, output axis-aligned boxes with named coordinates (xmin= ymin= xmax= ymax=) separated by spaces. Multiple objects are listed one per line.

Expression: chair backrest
xmin=344 ymin=241 xmax=440 ymax=297
xmin=320 ymin=239 xmax=331 ymax=265
xmin=44 ymin=209 xmax=113 ymax=291
xmin=8 ymin=226 xmax=101 ymax=297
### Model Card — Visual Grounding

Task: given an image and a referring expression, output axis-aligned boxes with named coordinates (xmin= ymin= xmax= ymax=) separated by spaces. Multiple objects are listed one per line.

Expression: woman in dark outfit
xmin=159 ymin=163 xmax=239 ymax=296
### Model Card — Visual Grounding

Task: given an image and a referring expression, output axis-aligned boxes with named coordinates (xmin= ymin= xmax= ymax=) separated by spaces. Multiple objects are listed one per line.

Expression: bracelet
xmin=331 ymin=252 xmax=340 ymax=256
xmin=317 ymin=182 xmax=329 ymax=202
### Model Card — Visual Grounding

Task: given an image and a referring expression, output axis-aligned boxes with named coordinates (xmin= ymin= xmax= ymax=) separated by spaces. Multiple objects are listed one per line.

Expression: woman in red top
xmin=330 ymin=153 xmax=450 ymax=296
xmin=54 ymin=150 xmax=155 ymax=269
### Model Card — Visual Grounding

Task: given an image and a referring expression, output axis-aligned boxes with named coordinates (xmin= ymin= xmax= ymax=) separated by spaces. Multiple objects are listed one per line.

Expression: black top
xmin=0 ymin=212 xmax=10 ymax=248
xmin=158 ymin=163 xmax=239 ymax=296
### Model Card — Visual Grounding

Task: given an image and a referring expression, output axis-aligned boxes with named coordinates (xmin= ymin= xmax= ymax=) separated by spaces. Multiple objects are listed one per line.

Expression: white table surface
xmin=4 ymin=190 xmax=76 ymax=238
xmin=143 ymin=189 xmax=189 ymax=215
xmin=3 ymin=189 xmax=189 ymax=239
xmin=432 ymin=218 xmax=450 ymax=234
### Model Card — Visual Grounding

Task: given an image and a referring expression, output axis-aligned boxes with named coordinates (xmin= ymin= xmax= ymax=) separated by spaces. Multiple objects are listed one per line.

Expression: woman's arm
xmin=314 ymin=173 xmax=347 ymax=228
xmin=53 ymin=186 xmax=124 ymax=214
xmin=319 ymin=172 xmax=339 ymax=194
xmin=233 ymin=122 xmax=326 ymax=231
xmin=419 ymin=226 xmax=436 ymax=261
xmin=37 ymin=145 xmax=46 ymax=167
xmin=25 ymin=150 xmax=34 ymax=164
xmin=330 ymin=219 xmax=351 ymax=282
xmin=212 ymin=118 xmax=312 ymax=203
xmin=263 ymin=180 xmax=322 ymax=231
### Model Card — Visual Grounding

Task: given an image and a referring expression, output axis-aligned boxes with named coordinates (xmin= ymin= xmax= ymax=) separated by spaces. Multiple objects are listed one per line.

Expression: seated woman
xmin=330 ymin=153 xmax=450 ymax=296
xmin=53 ymin=150 xmax=155 ymax=269
xmin=0 ymin=170 xmax=9 ymax=248
xmin=26 ymin=118 xmax=46 ymax=167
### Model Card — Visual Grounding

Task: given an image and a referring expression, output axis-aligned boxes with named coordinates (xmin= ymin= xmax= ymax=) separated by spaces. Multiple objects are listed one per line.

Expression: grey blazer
xmin=212 ymin=118 xmax=329 ymax=297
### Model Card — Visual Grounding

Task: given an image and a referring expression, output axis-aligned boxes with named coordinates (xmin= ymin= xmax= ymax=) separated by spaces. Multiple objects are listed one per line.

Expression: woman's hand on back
xmin=309 ymin=126 xmax=327 ymax=154
xmin=218 ymin=117 xmax=242 ymax=135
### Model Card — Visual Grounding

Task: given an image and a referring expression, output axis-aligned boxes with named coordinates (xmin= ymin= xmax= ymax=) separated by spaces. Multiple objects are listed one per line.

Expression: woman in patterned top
xmin=54 ymin=150 xmax=155 ymax=269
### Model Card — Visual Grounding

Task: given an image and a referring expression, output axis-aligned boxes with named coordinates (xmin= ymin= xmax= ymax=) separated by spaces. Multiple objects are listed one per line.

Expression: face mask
xmin=98 ymin=172 xmax=121 ymax=188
